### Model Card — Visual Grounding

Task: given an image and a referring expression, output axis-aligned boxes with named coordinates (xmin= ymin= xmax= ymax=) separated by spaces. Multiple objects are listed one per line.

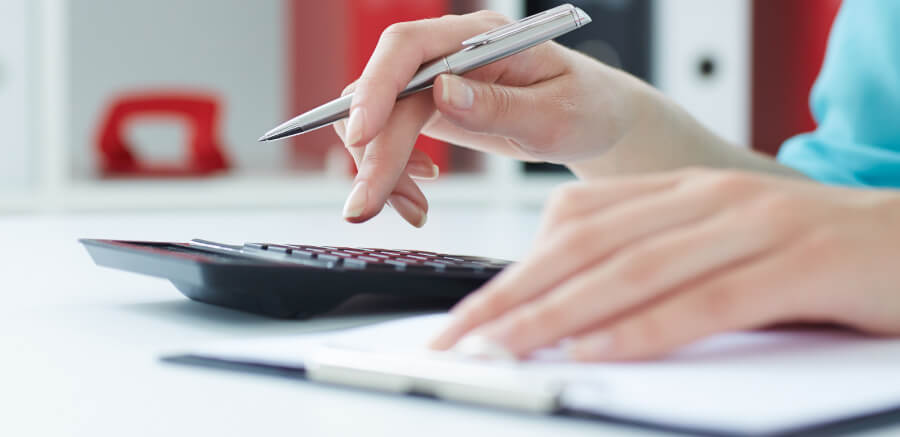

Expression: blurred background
xmin=0 ymin=0 xmax=841 ymax=214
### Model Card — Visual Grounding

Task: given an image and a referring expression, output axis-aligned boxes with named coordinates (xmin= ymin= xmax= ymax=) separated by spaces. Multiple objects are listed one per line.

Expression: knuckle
xmin=624 ymin=314 xmax=666 ymax=353
xmin=614 ymin=249 xmax=659 ymax=291
xmin=381 ymin=22 xmax=417 ymax=41
xmin=800 ymin=227 xmax=845 ymax=263
xmin=700 ymin=286 xmax=741 ymax=321
xmin=474 ymin=10 xmax=512 ymax=26
xmin=479 ymin=289 xmax=515 ymax=315
xmin=512 ymin=307 xmax=549 ymax=336
xmin=743 ymin=192 xmax=795 ymax=229
xmin=705 ymin=171 xmax=760 ymax=195
xmin=485 ymin=85 xmax=514 ymax=121
xmin=549 ymin=183 xmax=585 ymax=209
xmin=550 ymin=219 xmax=593 ymax=255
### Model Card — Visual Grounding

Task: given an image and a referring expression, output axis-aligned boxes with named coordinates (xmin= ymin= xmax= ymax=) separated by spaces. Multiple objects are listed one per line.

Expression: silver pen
xmin=258 ymin=4 xmax=592 ymax=142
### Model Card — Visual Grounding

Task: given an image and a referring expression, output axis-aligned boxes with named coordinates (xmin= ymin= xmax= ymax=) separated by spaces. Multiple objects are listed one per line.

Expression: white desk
xmin=0 ymin=207 xmax=895 ymax=436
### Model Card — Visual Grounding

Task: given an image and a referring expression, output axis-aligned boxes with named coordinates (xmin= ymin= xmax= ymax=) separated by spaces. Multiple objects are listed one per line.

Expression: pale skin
xmin=333 ymin=11 xmax=900 ymax=360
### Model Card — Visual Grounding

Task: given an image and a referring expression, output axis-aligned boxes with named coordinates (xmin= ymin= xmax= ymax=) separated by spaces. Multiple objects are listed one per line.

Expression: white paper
xmin=183 ymin=314 xmax=900 ymax=436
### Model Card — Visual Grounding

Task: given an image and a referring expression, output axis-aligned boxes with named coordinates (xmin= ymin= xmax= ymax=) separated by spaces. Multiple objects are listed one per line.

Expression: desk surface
xmin=1 ymin=207 xmax=895 ymax=437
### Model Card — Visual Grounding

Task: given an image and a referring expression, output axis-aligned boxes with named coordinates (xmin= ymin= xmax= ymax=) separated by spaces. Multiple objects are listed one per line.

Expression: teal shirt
xmin=777 ymin=0 xmax=900 ymax=187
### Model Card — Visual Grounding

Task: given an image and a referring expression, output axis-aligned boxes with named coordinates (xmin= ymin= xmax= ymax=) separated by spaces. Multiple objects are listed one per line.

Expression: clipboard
xmin=164 ymin=314 xmax=900 ymax=437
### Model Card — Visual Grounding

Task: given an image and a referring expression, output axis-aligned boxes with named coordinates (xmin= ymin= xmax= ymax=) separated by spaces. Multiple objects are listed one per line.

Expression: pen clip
xmin=462 ymin=3 xmax=580 ymax=48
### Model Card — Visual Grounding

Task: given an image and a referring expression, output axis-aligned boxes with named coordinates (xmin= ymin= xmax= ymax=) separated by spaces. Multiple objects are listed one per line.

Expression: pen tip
xmin=258 ymin=134 xmax=270 ymax=142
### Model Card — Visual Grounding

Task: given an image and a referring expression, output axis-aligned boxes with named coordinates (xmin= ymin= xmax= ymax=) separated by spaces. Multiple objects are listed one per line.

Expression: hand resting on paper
xmin=431 ymin=169 xmax=900 ymax=361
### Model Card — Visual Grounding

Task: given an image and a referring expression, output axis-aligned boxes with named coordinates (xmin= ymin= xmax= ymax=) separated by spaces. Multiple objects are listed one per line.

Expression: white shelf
xmin=8 ymin=171 xmax=570 ymax=212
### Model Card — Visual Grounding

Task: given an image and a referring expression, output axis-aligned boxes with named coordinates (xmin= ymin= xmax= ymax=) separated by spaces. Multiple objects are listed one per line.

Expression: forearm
xmin=567 ymin=79 xmax=808 ymax=180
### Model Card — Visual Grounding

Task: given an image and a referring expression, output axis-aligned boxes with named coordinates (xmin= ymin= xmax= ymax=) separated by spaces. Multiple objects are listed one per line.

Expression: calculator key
xmin=367 ymin=253 xmax=390 ymax=259
xmin=424 ymin=262 xmax=447 ymax=271
xmin=289 ymin=250 xmax=314 ymax=259
xmin=357 ymin=256 xmax=381 ymax=262
xmin=377 ymin=250 xmax=400 ymax=256
xmin=329 ymin=251 xmax=355 ymax=257
xmin=384 ymin=260 xmax=409 ymax=270
xmin=404 ymin=255 xmax=429 ymax=261
xmin=244 ymin=243 xmax=268 ymax=250
xmin=317 ymin=254 xmax=340 ymax=262
xmin=342 ymin=258 xmax=367 ymax=269
xmin=266 ymin=244 xmax=293 ymax=254
xmin=341 ymin=249 xmax=366 ymax=255
xmin=397 ymin=257 xmax=425 ymax=264
xmin=459 ymin=263 xmax=487 ymax=271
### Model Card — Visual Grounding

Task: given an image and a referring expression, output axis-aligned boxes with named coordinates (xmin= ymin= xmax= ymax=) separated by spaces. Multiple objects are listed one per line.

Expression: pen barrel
xmin=289 ymin=58 xmax=449 ymax=135
xmin=398 ymin=57 xmax=452 ymax=97
xmin=446 ymin=12 xmax=581 ymax=74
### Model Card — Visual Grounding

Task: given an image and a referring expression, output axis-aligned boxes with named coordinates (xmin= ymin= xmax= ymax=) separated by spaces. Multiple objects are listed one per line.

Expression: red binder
xmin=346 ymin=0 xmax=451 ymax=173
xmin=752 ymin=0 xmax=842 ymax=155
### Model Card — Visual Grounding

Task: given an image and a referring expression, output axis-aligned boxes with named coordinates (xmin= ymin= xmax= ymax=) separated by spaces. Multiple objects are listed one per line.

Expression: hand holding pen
xmin=262 ymin=5 xmax=624 ymax=227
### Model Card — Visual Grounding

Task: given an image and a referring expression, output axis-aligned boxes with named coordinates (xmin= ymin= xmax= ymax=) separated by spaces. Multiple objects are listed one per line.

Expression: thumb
xmin=433 ymin=74 xmax=563 ymax=147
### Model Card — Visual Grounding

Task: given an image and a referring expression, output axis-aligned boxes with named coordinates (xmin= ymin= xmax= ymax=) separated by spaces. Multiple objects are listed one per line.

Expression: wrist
xmin=565 ymin=71 xmax=664 ymax=179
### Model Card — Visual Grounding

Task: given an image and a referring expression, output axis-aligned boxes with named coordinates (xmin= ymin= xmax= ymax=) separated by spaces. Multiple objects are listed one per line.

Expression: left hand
xmin=430 ymin=168 xmax=900 ymax=361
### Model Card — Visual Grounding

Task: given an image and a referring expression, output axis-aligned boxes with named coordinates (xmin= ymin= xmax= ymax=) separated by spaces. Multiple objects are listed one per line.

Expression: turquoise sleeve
xmin=777 ymin=0 xmax=900 ymax=188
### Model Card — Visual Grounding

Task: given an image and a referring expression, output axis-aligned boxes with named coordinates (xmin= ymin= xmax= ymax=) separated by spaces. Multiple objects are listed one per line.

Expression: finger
xmin=535 ymin=172 xmax=686 ymax=241
xmin=345 ymin=11 xmax=509 ymax=148
xmin=569 ymin=245 xmax=804 ymax=362
xmin=429 ymin=175 xmax=702 ymax=350
xmin=335 ymin=85 xmax=431 ymax=226
xmin=344 ymin=139 xmax=429 ymax=228
xmin=422 ymin=115 xmax=538 ymax=161
xmin=406 ymin=148 xmax=440 ymax=180
xmin=475 ymin=206 xmax=790 ymax=357
xmin=432 ymin=74 xmax=577 ymax=149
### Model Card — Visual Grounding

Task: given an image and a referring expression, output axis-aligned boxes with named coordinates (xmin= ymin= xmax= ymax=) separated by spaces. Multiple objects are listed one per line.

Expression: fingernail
xmin=441 ymin=75 xmax=474 ymax=110
xmin=452 ymin=335 xmax=517 ymax=361
xmin=407 ymin=162 xmax=440 ymax=180
xmin=388 ymin=194 xmax=427 ymax=228
xmin=569 ymin=332 xmax=613 ymax=361
xmin=345 ymin=107 xmax=366 ymax=147
xmin=343 ymin=181 xmax=368 ymax=219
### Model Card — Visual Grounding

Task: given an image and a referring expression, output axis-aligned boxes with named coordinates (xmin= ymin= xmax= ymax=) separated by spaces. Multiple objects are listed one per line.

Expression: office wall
xmin=0 ymin=0 xmax=32 ymax=192
xmin=67 ymin=0 xmax=287 ymax=180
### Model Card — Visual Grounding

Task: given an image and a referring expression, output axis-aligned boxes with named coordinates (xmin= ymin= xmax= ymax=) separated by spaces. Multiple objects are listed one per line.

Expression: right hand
xmin=334 ymin=10 xmax=654 ymax=227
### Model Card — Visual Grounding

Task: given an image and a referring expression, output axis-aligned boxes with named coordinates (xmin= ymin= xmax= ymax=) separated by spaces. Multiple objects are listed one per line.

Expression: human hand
xmin=333 ymin=10 xmax=651 ymax=226
xmin=430 ymin=169 xmax=900 ymax=361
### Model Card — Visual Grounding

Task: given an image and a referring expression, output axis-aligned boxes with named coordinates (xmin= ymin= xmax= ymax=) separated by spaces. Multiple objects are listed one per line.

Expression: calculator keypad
xmin=243 ymin=243 xmax=511 ymax=273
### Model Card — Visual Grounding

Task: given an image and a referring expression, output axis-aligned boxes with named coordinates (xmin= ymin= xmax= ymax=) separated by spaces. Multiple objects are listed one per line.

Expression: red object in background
xmin=96 ymin=92 xmax=229 ymax=177
xmin=346 ymin=0 xmax=451 ymax=173
xmin=752 ymin=0 xmax=842 ymax=155
xmin=287 ymin=1 xmax=348 ymax=171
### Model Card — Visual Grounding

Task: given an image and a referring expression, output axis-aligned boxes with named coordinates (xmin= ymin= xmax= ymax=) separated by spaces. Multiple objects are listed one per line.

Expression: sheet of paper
xmin=182 ymin=314 xmax=900 ymax=436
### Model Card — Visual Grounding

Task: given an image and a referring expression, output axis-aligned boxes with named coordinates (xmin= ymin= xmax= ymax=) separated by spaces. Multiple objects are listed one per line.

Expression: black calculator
xmin=80 ymin=239 xmax=513 ymax=318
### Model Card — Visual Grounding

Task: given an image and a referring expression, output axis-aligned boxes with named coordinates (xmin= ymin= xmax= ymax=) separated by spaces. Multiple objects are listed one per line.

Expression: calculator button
xmin=244 ymin=243 xmax=268 ymax=250
xmin=289 ymin=250 xmax=314 ymax=259
xmin=357 ymin=256 xmax=381 ymax=262
xmin=404 ymin=255 xmax=429 ymax=261
xmin=342 ymin=259 xmax=367 ymax=269
xmin=330 ymin=251 xmax=355 ymax=257
xmin=317 ymin=254 xmax=340 ymax=262
xmin=384 ymin=260 xmax=409 ymax=270
xmin=424 ymin=262 xmax=447 ymax=271
xmin=266 ymin=244 xmax=293 ymax=253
